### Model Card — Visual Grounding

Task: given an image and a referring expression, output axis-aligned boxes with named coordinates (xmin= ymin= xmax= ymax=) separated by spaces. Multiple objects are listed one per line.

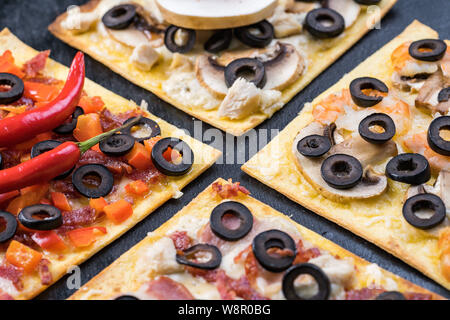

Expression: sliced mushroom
xmin=105 ymin=4 xmax=165 ymax=48
xmin=322 ymin=0 xmax=360 ymax=28
xmin=292 ymin=122 xmax=397 ymax=201
xmin=415 ymin=69 xmax=450 ymax=115
xmin=195 ymin=42 xmax=304 ymax=98
xmin=404 ymin=170 xmax=450 ymax=236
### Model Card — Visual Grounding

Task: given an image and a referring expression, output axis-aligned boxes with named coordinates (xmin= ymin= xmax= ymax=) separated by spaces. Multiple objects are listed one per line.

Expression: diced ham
xmin=38 ymin=259 xmax=52 ymax=285
xmin=0 ymin=263 xmax=23 ymax=291
xmin=212 ymin=180 xmax=250 ymax=199
xmin=23 ymin=50 xmax=50 ymax=78
xmin=146 ymin=276 xmax=194 ymax=300
xmin=169 ymin=231 xmax=192 ymax=251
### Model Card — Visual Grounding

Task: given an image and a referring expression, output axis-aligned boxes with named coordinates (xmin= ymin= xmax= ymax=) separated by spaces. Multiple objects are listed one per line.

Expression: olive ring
xmin=0 ymin=73 xmax=24 ymax=105
xmin=210 ymin=201 xmax=253 ymax=241
xmin=123 ymin=116 xmax=161 ymax=143
xmin=385 ymin=153 xmax=431 ymax=185
xmin=0 ymin=211 xmax=18 ymax=243
xmin=297 ymin=134 xmax=331 ymax=158
xmin=234 ymin=20 xmax=274 ymax=48
xmin=18 ymin=204 xmax=62 ymax=231
xmin=409 ymin=39 xmax=447 ymax=62
xmin=304 ymin=8 xmax=345 ymax=39
xmin=321 ymin=154 xmax=363 ymax=189
xmin=102 ymin=4 xmax=137 ymax=30
xmin=99 ymin=133 xmax=135 ymax=157
xmin=72 ymin=164 xmax=114 ymax=198
xmin=282 ymin=263 xmax=331 ymax=300
xmin=358 ymin=113 xmax=396 ymax=144
xmin=427 ymin=116 xmax=450 ymax=156
xmin=376 ymin=291 xmax=406 ymax=300
xmin=402 ymin=193 xmax=446 ymax=230
xmin=53 ymin=106 xmax=84 ymax=135
xmin=204 ymin=29 xmax=233 ymax=53
xmin=224 ymin=58 xmax=266 ymax=88
xmin=164 ymin=25 xmax=196 ymax=53
xmin=349 ymin=77 xmax=389 ymax=108
xmin=252 ymin=230 xmax=296 ymax=272
xmin=176 ymin=244 xmax=222 ymax=270
xmin=438 ymin=87 xmax=450 ymax=103
xmin=151 ymin=137 xmax=194 ymax=176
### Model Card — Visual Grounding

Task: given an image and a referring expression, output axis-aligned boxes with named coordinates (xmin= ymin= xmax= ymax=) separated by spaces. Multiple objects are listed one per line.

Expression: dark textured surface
xmin=1 ymin=0 xmax=449 ymax=299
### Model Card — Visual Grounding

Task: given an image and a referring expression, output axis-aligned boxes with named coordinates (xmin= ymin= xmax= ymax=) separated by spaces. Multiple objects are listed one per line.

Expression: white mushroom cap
xmin=292 ymin=122 xmax=397 ymax=202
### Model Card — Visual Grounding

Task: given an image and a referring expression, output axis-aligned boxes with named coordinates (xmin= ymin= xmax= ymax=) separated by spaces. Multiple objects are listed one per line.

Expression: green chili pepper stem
xmin=77 ymin=115 xmax=142 ymax=154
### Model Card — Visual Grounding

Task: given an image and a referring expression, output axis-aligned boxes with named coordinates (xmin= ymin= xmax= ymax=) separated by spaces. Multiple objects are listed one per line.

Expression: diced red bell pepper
xmin=78 ymin=96 xmax=104 ymax=114
xmin=125 ymin=180 xmax=149 ymax=196
xmin=23 ymin=81 xmax=60 ymax=102
xmin=0 ymin=50 xmax=25 ymax=78
xmin=89 ymin=197 xmax=108 ymax=213
xmin=104 ymin=200 xmax=133 ymax=224
xmin=67 ymin=226 xmax=107 ymax=248
xmin=50 ymin=192 xmax=71 ymax=212
xmin=5 ymin=240 xmax=42 ymax=273
xmin=32 ymin=231 xmax=67 ymax=252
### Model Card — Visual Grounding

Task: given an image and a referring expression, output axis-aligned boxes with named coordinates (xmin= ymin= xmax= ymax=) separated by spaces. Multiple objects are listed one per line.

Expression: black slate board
xmin=1 ymin=0 xmax=449 ymax=299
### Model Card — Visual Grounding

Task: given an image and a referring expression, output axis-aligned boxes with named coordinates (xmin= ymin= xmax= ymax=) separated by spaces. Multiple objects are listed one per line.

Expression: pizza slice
xmin=242 ymin=20 xmax=450 ymax=289
xmin=0 ymin=28 xmax=220 ymax=300
xmin=49 ymin=0 xmax=397 ymax=135
xmin=69 ymin=178 xmax=441 ymax=300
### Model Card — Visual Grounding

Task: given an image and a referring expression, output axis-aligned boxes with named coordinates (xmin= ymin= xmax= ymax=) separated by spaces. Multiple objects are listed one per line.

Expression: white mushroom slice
xmin=61 ymin=8 xmax=99 ymax=34
xmin=195 ymin=55 xmax=228 ymax=98
xmin=391 ymin=72 xmax=426 ymax=92
xmin=196 ymin=43 xmax=304 ymax=98
xmin=415 ymin=70 xmax=450 ymax=115
xmin=292 ymin=122 xmax=396 ymax=201
xmin=156 ymin=0 xmax=277 ymax=30
xmin=217 ymin=78 xmax=261 ymax=120
xmin=130 ymin=43 xmax=160 ymax=71
xmin=439 ymin=170 xmax=450 ymax=214
xmin=324 ymin=0 xmax=360 ymax=28
xmin=285 ymin=0 xmax=319 ymax=13
xmin=107 ymin=28 xmax=150 ymax=48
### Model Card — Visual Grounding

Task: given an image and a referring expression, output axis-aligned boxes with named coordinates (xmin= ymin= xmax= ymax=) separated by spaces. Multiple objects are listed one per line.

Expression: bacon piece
xmin=293 ymin=239 xmax=321 ymax=264
xmin=170 ymin=231 xmax=192 ymax=251
xmin=1 ymin=149 xmax=23 ymax=169
xmin=61 ymin=207 xmax=96 ymax=228
xmin=79 ymin=150 xmax=133 ymax=176
xmin=23 ymin=50 xmax=50 ymax=78
xmin=126 ymin=166 xmax=163 ymax=184
xmin=99 ymin=108 xmax=139 ymax=132
xmin=0 ymin=263 xmax=23 ymax=291
xmin=146 ymin=276 xmax=194 ymax=300
xmin=38 ymin=259 xmax=52 ymax=285
xmin=51 ymin=179 xmax=80 ymax=199
xmin=212 ymin=180 xmax=250 ymax=199
xmin=345 ymin=287 xmax=386 ymax=300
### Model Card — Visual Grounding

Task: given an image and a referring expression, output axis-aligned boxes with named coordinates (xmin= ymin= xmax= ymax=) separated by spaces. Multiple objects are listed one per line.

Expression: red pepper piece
xmin=0 ymin=52 xmax=85 ymax=147
xmin=0 ymin=116 xmax=142 ymax=194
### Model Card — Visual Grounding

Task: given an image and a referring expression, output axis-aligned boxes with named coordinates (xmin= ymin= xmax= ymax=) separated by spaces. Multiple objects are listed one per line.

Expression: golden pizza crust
xmin=48 ymin=0 xmax=397 ymax=136
xmin=0 ymin=28 xmax=221 ymax=300
xmin=68 ymin=178 xmax=441 ymax=300
xmin=242 ymin=20 xmax=450 ymax=290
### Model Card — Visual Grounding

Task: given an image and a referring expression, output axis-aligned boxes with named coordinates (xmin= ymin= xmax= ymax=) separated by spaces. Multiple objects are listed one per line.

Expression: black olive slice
xmin=438 ymin=87 xmax=450 ymax=103
xmin=349 ymin=77 xmax=388 ymax=108
xmin=53 ymin=106 xmax=84 ymax=135
xmin=252 ymin=230 xmax=296 ymax=272
xmin=282 ymin=263 xmax=331 ymax=300
xmin=0 ymin=73 xmax=24 ymax=105
xmin=409 ymin=39 xmax=447 ymax=62
xmin=321 ymin=154 xmax=363 ymax=189
xmin=358 ymin=113 xmax=396 ymax=144
xmin=72 ymin=164 xmax=114 ymax=198
xmin=151 ymin=137 xmax=194 ymax=176
xmin=234 ymin=20 xmax=274 ymax=48
xmin=18 ymin=204 xmax=62 ymax=231
xmin=0 ymin=154 xmax=3 ymax=169
xmin=115 ymin=295 xmax=140 ymax=300
xmin=402 ymin=193 xmax=446 ymax=230
xmin=376 ymin=291 xmax=406 ymax=300
xmin=123 ymin=116 xmax=161 ymax=143
xmin=427 ymin=116 xmax=450 ymax=156
xmin=176 ymin=244 xmax=222 ymax=270
xmin=204 ymin=29 xmax=233 ymax=53
xmin=31 ymin=140 xmax=75 ymax=180
xmin=297 ymin=134 xmax=331 ymax=158
xmin=304 ymin=8 xmax=345 ymax=39
xmin=99 ymin=133 xmax=135 ymax=157
xmin=354 ymin=0 xmax=381 ymax=4
xmin=224 ymin=58 xmax=266 ymax=88
xmin=164 ymin=25 xmax=196 ymax=53
xmin=0 ymin=211 xmax=18 ymax=243
xmin=386 ymin=153 xmax=431 ymax=185
xmin=210 ymin=201 xmax=253 ymax=241
xmin=102 ymin=4 xmax=137 ymax=30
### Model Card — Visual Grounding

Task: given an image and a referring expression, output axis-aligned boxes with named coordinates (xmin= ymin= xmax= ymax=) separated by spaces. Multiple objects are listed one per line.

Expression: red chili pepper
xmin=0 ymin=116 xmax=142 ymax=194
xmin=0 ymin=52 xmax=85 ymax=147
